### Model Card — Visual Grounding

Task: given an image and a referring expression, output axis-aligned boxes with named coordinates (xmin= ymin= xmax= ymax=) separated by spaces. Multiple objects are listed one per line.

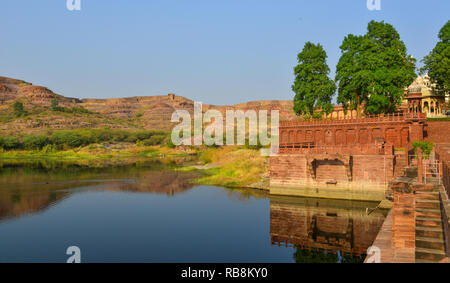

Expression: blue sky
xmin=1 ymin=0 xmax=448 ymax=105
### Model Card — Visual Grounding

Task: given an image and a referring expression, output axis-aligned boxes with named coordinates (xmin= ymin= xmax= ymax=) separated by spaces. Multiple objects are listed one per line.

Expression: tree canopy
xmin=51 ymin=99 xmax=59 ymax=111
xmin=292 ymin=42 xmax=336 ymax=117
xmin=13 ymin=101 xmax=25 ymax=117
xmin=336 ymin=21 xmax=416 ymax=115
xmin=421 ymin=20 xmax=450 ymax=96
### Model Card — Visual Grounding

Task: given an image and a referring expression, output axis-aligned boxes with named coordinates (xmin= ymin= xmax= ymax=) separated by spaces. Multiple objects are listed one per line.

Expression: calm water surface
xmin=0 ymin=160 xmax=387 ymax=263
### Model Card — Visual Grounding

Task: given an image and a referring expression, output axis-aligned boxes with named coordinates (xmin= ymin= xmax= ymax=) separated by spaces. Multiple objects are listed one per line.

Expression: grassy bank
xmin=0 ymin=142 xmax=269 ymax=188
xmin=186 ymin=147 xmax=268 ymax=188
xmin=0 ymin=143 xmax=191 ymax=159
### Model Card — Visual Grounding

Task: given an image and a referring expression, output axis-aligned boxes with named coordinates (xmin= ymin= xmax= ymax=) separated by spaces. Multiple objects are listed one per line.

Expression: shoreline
xmin=0 ymin=146 xmax=394 ymax=205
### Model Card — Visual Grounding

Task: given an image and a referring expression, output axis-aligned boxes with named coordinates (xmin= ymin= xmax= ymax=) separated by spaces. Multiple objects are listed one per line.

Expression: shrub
xmin=244 ymin=138 xmax=264 ymax=150
xmin=165 ymin=137 xmax=176 ymax=148
xmin=50 ymin=100 xmax=92 ymax=114
xmin=51 ymin=99 xmax=59 ymax=111
xmin=412 ymin=141 xmax=434 ymax=159
xmin=69 ymin=107 xmax=91 ymax=114
xmin=199 ymin=149 xmax=214 ymax=164
xmin=50 ymin=131 xmax=84 ymax=148
xmin=111 ymin=130 xmax=130 ymax=142
xmin=23 ymin=135 xmax=50 ymax=150
xmin=136 ymin=140 xmax=144 ymax=147
xmin=141 ymin=135 xmax=166 ymax=146
xmin=90 ymin=129 xmax=112 ymax=143
xmin=125 ymin=130 xmax=168 ymax=143
xmin=0 ymin=129 xmax=172 ymax=151
xmin=0 ymin=136 xmax=21 ymax=150
xmin=13 ymin=101 xmax=25 ymax=117
xmin=41 ymin=144 xmax=57 ymax=153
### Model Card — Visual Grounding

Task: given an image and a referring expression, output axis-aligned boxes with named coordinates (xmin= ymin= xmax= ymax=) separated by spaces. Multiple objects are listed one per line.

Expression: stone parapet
xmin=279 ymin=113 xmax=426 ymax=150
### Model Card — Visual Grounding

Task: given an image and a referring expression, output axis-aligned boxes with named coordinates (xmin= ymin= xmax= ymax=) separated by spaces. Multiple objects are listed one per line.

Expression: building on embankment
xmin=269 ymin=112 xmax=428 ymax=201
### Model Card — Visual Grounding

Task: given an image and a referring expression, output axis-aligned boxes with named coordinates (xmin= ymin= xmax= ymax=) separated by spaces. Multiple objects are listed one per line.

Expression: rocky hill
xmin=0 ymin=76 xmax=297 ymax=135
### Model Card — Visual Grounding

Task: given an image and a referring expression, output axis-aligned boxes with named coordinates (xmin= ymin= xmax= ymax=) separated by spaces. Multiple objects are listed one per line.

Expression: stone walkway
xmin=366 ymin=211 xmax=415 ymax=263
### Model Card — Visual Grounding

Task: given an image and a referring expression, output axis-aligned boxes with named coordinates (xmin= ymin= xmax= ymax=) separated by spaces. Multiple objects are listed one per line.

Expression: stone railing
xmin=435 ymin=144 xmax=450 ymax=198
xmin=280 ymin=112 xmax=426 ymax=127
xmin=278 ymin=143 xmax=393 ymax=155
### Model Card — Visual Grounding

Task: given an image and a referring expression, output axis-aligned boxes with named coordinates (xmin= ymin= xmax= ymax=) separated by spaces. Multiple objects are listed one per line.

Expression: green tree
xmin=23 ymin=135 xmax=50 ymax=150
xmin=50 ymin=131 xmax=84 ymax=148
xmin=13 ymin=101 xmax=25 ymax=117
xmin=336 ymin=21 xmax=416 ymax=115
xmin=292 ymin=42 xmax=336 ymax=117
xmin=421 ymin=20 xmax=450 ymax=96
xmin=0 ymin=136 xmax=21 ymax=150
xmin=51 ymin=99 xmax=59 ymax=111
xmin=412 ymin=141 xmax=434 ymax=159
xmin=335 ymin=34 xmax=367 ymax=117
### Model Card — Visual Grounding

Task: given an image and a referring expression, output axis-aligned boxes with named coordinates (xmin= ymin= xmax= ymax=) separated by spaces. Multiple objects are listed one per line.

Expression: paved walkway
xmin=366 ymin=211 xmax=415 ymax=263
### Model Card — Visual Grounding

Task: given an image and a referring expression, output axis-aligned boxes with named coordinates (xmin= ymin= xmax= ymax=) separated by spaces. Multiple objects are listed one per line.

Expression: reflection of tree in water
xmin=222 ymin=187 xmax=269 ymax=203
xmin=0 ymin=158 xmax=181 ymax=182
xmin=293 ymin=246 xmax=364 ymax=263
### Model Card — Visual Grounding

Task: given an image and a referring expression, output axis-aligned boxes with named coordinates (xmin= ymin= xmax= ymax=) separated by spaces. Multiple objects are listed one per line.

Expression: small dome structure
xmin=408 ymin=81 xmax=422 ymax=94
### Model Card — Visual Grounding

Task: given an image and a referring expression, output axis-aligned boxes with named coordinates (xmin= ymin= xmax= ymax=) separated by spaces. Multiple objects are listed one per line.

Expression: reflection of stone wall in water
xmin=270 ymin=197 xmax=387 ymax=256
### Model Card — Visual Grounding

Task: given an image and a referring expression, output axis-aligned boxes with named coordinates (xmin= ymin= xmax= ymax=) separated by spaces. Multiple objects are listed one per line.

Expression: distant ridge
xmin=0 ymin=76 xmax=297 ymax=134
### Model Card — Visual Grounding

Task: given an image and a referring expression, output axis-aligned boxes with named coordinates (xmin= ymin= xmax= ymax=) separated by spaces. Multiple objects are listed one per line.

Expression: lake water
xmin=0 ymin=160 xmax=387 ymax=263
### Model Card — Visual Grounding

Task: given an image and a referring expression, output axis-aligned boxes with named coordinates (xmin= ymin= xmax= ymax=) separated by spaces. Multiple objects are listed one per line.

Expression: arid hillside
xmin=0 ymin=76 xmax=296 ymax=135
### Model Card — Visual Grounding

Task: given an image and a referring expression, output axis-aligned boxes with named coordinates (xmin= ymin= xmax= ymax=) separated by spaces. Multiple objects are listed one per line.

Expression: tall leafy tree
xmin=292 ymin=42 xmax=336 ymax=117
xmin=421 ymin=20 xmax=450 ymax=96
xmin=335 ymin=34 xmax=368 ymax=117
xmin=336 ymin=21 xmax=416 ymax=115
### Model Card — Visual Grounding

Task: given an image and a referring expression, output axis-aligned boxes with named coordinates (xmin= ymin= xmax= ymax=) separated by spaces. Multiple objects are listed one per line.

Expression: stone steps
xmin=415 ymin=199 xmax=441 ymax=204
xmin=415 ymin=199 xmax=441 ymax=209
xmin=416 ymin=236 xmax=445 ymax=250
xmin=415 ymin=191 xmax=440 ymax=195
xmin=416 ymin=226 xmax=444 ymax=239
xmin=416 ymin=216 xmax=442 ymax=227
xmin=416 ymin=209 xmax=441 ymax=218
xmin=415 ymin=247 xmax=446 ymax=262
xmin=415 ymin=191 xmax=440 ymax=200
xmin=412 ymin=183 xmax=440 ymax=192
xmin=415 ymin=208 xmax=441 ymax=213
xmin=415 ymin=186 xmax=445 ymax=263
xmin=392 ymin=167 xmax=447 ymax=263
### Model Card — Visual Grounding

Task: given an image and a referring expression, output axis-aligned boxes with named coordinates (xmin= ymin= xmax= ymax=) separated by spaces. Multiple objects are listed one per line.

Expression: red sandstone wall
xmin=314 ymin=160 xmax=348 ymax=183
xmin=270 ymin=154 xmax=394 ymax=187
xmin=425 ymin=121 xmax=450 ymax=144
xmin=271 ymin=114 xmax=427 ymax=191
xmin=279 ymin=114 xmax=426 ymax=149
xmin=270 ymin=155 xmax=310 ymax=186
xmin=352 ymin=155 xmax=394 ymax=185
xmin=280 ymin=124 xmax=411 ymax=148
xmin=394 ymin=151 xmax=408 ymax=177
